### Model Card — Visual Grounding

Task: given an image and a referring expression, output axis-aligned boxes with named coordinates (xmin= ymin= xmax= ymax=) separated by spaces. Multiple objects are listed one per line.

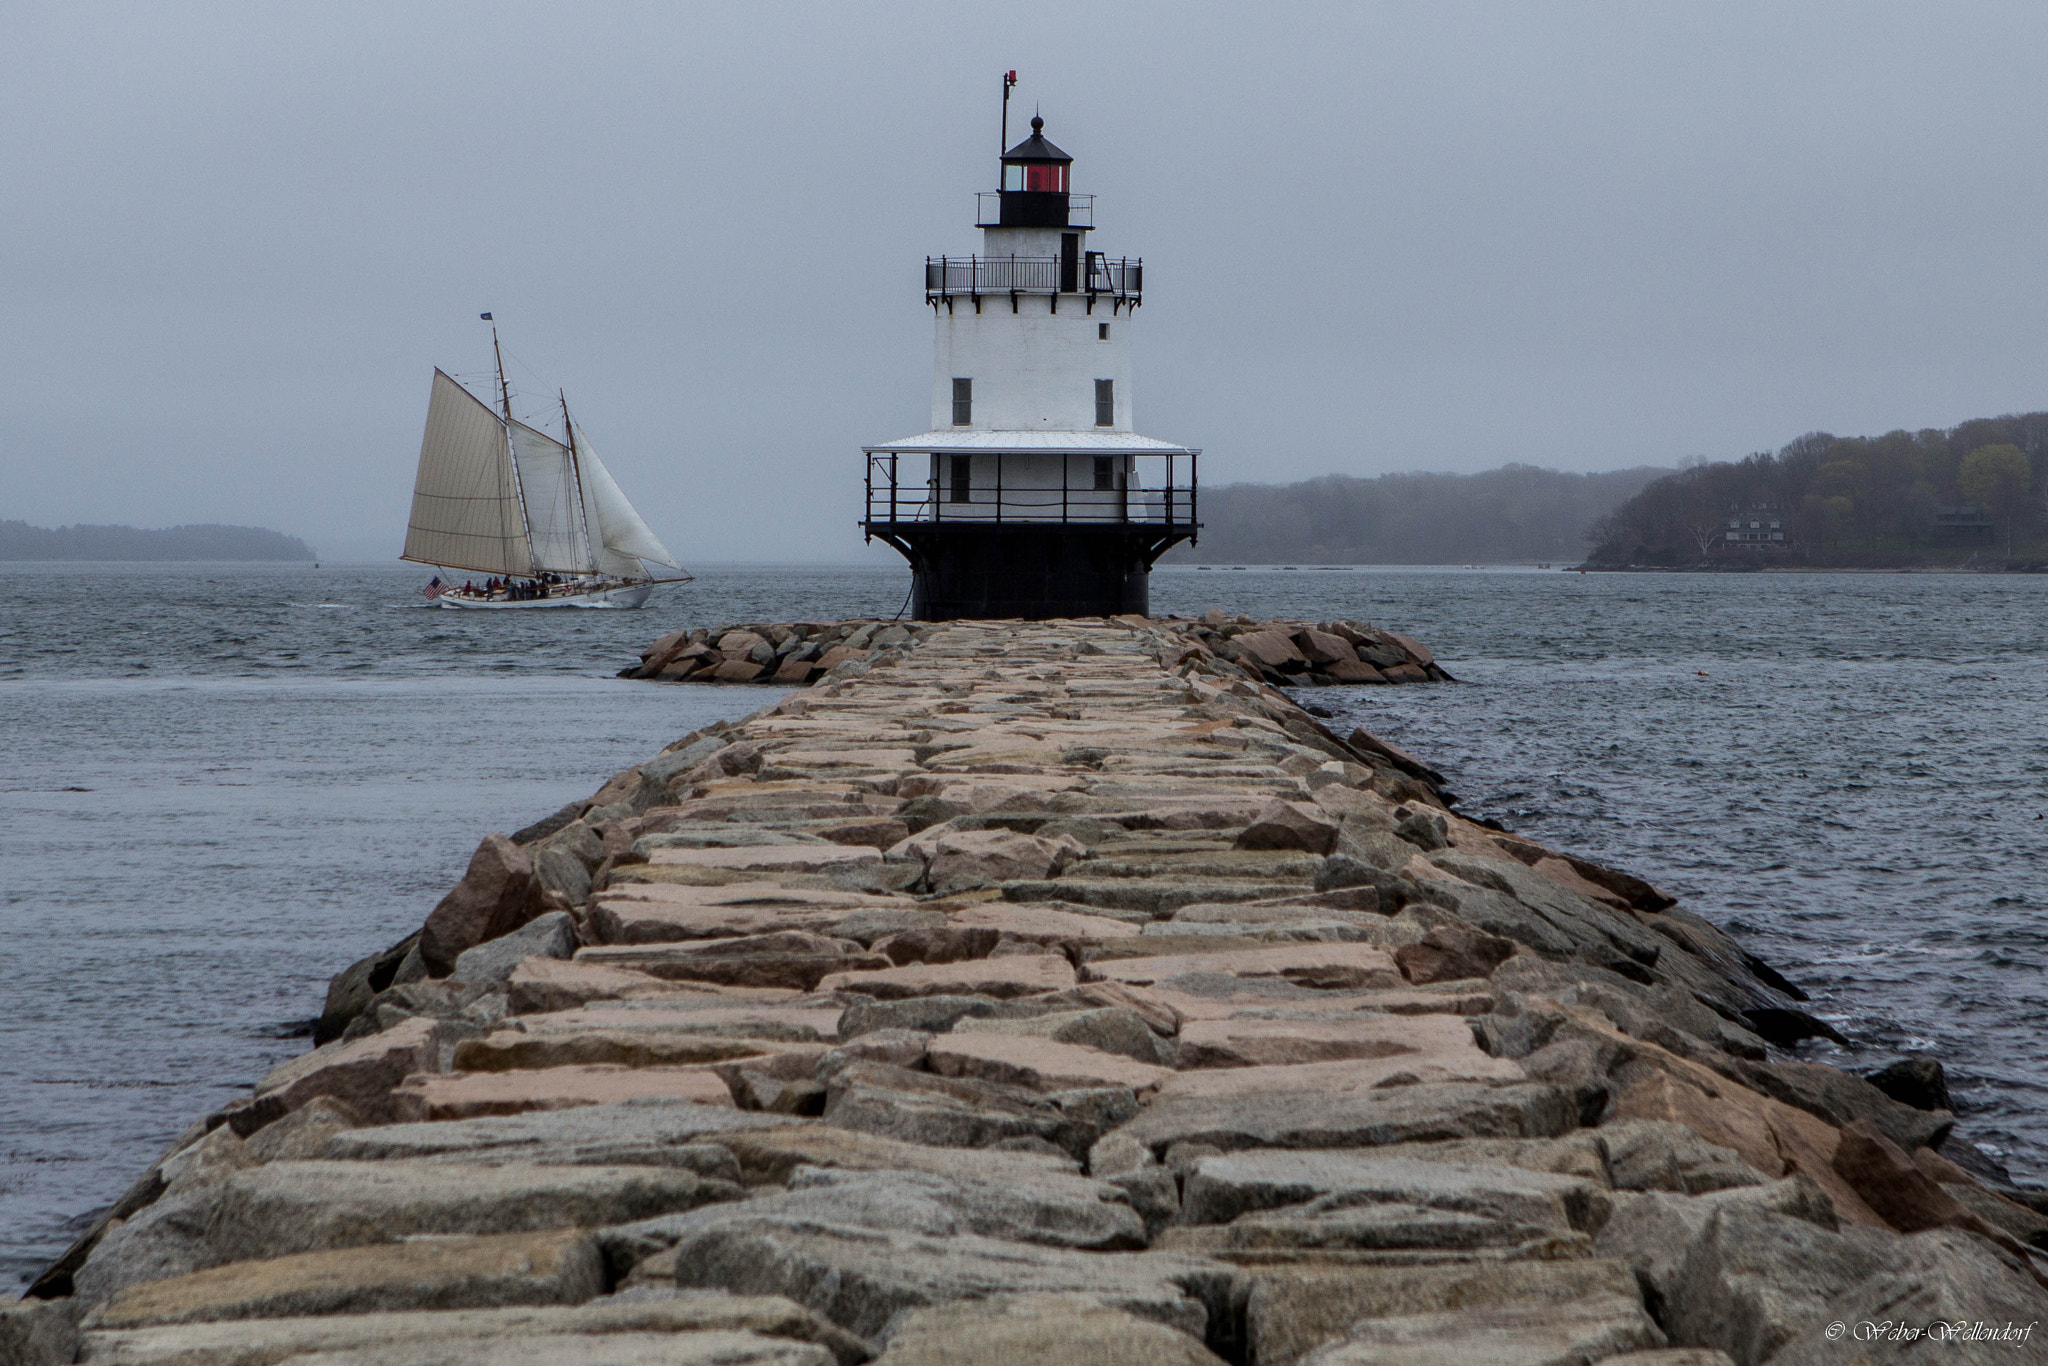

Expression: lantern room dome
xmin=999 ymin=115 xmax=1072 ymax=204
xmin=1002 ymin=115 xmax=1071 ymax=164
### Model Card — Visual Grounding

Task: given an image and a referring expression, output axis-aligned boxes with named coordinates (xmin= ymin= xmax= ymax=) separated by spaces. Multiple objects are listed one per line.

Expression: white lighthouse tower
xmin=862 ymin=101 xmax=1199 ymax=620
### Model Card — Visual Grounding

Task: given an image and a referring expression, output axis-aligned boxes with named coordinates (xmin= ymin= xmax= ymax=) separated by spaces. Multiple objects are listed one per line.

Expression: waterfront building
xmin=1930 ymin=504 xmax=1995 ymax=545
xmin=1722 ymin=513 xmax=1786 ymax=547
xmin=861 ymin=107 xmax=1200 ymax=619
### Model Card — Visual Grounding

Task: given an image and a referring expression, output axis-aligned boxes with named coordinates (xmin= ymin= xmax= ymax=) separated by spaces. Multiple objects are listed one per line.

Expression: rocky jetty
xmin=13 ymin=618 xmax=2046 ymax=1365
xmin=621 ymin=614 xmax=1453 ymax=690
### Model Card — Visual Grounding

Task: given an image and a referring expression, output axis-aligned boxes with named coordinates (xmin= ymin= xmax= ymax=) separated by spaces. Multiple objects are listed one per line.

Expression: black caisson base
xmin=865 ymin=523 xmax=1194 ymax=621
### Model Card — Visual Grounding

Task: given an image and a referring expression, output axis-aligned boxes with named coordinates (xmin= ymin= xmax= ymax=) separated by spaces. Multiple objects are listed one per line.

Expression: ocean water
xmin=3 ymin=561 xmax=2043 ymax=1285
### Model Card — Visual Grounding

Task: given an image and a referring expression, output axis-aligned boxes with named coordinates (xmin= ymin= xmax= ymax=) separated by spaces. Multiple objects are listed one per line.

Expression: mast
xmin=491 ymin=326 xmax=514 ymax=421
xmin=488 ymin=320 xmax=533 ymax=575
xmin=562 ymin=389 xmax=599 ymax=577
xmin=1001 ymin=70 xmax=1016 ymax=156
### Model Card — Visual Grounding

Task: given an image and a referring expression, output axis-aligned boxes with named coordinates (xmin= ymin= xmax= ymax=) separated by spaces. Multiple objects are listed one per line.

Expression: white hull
xmin=435 ymin=582 xmax=654 ymax=610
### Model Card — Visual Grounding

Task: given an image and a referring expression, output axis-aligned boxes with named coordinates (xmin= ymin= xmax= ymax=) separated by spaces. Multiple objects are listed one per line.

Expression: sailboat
xmin=401 ymin=329 xmax=688 ymax=609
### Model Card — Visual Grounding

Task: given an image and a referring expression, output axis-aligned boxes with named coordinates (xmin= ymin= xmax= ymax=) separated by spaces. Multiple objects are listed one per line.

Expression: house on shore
xmin=1930 ymin=505 xmax=1995 ymax=545
xmin=1721 ymin=513 xmax=1785 ymax=548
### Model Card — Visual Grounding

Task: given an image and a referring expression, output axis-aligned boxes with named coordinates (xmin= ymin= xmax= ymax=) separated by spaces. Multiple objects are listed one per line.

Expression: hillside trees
xmin=1958 ymin=444 xmax=2031 ymax=556
xmin=1585 ymin=411 xmax=2048 ymax=564
xmin=1166 ymin=464 xmax=1668 ymax=564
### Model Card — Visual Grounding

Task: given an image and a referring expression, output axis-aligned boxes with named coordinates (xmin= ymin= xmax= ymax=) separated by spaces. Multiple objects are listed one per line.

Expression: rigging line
xmin=499 ymin=343 xmax=548 ymax=379
xmin=498 ymin=346 xmax=564 ymax=415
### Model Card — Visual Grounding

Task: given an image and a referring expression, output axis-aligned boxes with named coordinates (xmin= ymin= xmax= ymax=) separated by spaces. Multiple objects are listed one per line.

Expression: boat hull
xmin=435 ymin=583 xmax=654 ymax=610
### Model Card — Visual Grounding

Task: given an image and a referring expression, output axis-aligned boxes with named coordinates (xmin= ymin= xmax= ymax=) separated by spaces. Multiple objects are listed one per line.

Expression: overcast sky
xmin=9 ymin=2 xmax=2048 ymax=562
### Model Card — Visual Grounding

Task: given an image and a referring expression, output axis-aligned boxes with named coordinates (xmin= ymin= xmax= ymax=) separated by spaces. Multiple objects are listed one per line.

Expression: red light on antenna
xmin=1006 ymin=70 xmax=1017 ymax=85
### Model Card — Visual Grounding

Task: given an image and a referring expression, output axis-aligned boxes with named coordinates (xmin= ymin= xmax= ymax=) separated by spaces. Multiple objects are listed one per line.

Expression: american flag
xmin=421 ymin=576 xmax=444 ymax=599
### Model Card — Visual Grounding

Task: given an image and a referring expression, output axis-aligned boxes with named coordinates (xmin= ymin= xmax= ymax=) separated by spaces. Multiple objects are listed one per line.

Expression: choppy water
xmin=3 ymin=561 xmax=2043 ymax=1285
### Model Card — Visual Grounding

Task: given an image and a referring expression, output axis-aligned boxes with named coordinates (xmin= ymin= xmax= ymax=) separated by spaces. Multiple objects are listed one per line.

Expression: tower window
xmin=1093 ymin=456 xmax=1114 ymax=491
xmin=950 ymin=454 xmax=971 ymax=503
xmin=951 ymin=378 xmax=972 ymax=426
xmin=1098 ymin=323 xmax=1110 ymax=340
xmin=1094 ymin=379 xmax=1114 ymax=427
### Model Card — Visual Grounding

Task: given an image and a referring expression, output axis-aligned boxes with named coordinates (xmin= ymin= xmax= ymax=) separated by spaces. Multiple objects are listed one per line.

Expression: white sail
xmin=402 ymin=370 xmax=532 ymax=576
xmin=572 ymin=422 xmax=680 ymax=573
xmin=507 ymin=420 xmax=591 ymax=574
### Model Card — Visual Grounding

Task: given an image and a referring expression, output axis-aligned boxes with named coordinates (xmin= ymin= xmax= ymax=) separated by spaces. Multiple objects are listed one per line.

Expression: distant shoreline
xmin=1568 ymin=563 xmax=2045 ymax=574
xmin=0 ymin=557 xmax=330 ymax=565
xmin=0 ymin=521 xmax=314 ymax=562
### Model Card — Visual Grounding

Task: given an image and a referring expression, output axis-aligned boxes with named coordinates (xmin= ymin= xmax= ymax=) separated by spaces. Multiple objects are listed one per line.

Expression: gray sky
xmin=9 ymin=2 xmax=2048 ymax=562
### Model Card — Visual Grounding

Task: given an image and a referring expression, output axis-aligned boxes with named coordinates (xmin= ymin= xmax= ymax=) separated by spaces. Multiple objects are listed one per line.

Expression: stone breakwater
xmin=620 ymin=614 xmax=1454 ymax=690
xmin=10 ymin=618 xmax=2047 ymax=1365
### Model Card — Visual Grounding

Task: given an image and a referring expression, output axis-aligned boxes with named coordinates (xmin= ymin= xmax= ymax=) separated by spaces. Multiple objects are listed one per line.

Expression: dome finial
xmin=1031 ymin=113 xmax=1043 ymax=133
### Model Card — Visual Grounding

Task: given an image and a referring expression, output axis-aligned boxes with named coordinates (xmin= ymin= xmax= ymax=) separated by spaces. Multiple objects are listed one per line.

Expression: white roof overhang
xmin=864 ymin=429 xmax=1200 ymax=456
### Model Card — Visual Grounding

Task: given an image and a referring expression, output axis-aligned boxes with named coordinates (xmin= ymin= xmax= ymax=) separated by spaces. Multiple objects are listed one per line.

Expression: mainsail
xmin=402 ymin=370 xmax=532 ymax=576
xmin=572 ymin=422 xmax=681 ymax=573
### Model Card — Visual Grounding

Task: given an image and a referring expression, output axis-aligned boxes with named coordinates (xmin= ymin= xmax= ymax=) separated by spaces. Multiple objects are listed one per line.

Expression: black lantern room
xmin=997 ymin=116 xmax=1072 ymax=227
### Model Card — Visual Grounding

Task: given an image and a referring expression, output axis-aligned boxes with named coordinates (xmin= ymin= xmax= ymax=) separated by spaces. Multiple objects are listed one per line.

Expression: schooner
xmin=401 ymin=329 xmax=687 ymax=609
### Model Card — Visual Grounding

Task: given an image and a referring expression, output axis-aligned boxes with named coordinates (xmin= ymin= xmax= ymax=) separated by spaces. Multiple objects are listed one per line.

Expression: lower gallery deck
xmin=862 ymin=446 xmax=1198 ymax=619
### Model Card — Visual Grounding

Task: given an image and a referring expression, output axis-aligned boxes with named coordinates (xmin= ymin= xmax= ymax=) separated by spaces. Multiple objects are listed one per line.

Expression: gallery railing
xmin=924 ymin=253 xmax=1141 ymax=303
xmin=863 ymin=450 xmax=1197 ymax=530
xmin=975 ymin=192 xmax=1095 ymax=228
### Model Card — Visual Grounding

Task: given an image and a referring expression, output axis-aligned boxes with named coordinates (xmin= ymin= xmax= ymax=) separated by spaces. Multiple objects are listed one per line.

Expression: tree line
xmin=1164 ymin=464 xmax=1670 ymax=565
xmin=1586 ymin=412 xmax=2046 ymax=566
xmin=0 ymin=521 xmax=316 ymax=561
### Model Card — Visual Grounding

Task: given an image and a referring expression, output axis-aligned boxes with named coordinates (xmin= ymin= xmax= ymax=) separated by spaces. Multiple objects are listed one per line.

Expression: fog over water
xmin=4 ymin=562 xmax=2043 ymax=1287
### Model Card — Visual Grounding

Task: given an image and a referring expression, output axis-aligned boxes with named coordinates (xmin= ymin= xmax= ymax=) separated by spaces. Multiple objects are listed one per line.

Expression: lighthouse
xmin=862 ymin=102 xmax=1199 ymax=620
